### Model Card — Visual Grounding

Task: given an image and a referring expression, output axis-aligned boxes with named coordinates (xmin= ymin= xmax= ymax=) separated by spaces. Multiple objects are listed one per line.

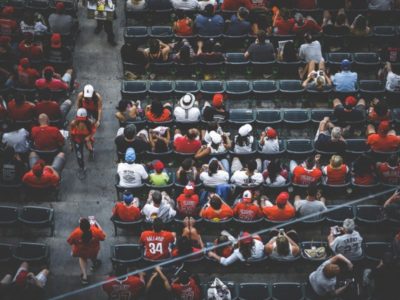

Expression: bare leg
xmin=79 ymin=257 xmax=88 ymax=280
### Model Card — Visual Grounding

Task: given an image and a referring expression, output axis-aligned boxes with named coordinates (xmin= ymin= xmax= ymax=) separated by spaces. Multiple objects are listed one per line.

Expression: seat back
xmin=272 ymin=282 xmax=303 ymax=300
xmin=238 ymin=283 xmax=269 ymax=300
xmin=13 ymin=242 xmax=48 ymax=262
xmin=0 ymin=206 xmax=18 ymax=225
xmin=325 ymin=205 xmax=354 ymax=224
xmin=113 ymin=244 xmax=142 ymax=262
xmin=19 ymin=206 xmax=53 ymax=223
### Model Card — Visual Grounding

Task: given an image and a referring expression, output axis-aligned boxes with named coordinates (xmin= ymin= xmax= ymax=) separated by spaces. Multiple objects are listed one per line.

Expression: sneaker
xmin=80 ymin=274 xmax=89 ymax=285
xmin=77 ymin=168 xmax=87 ymax=180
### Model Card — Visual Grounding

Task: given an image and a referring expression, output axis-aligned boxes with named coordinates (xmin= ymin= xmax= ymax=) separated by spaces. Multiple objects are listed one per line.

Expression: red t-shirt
xmin=176 ymin=194 xmax=199 ymax=216
xmin=174 ymin=136 xmax=201 ymax=153
xmin=7 ymin=99 xmax=35 ymax=121
xmin=354 ymin=174 xmax=375 ymax=185
xmin=295 ymin=0 xmax=316 ymax=9
xmin=221 ymin=0 xmax=252 ymax=10
xmin=35 ymin=78 xmax=68 ymax=91
xmin=275 ymin=18 xmax=295 ymax=35
xmin=18 ymin=41 xmax=43 ymax=59
xmin=112 ymin=202 xmax=141 ymax=221
xmin=102 ymin=275 xmax=144 ymax=300
xmin=378 ymin=163 xmax=400 ymax=185
xmin=31 ymin=125 xmax=64 ymax=150
xmin=171 ymin=278 xmax=202 ymax=300
xmin=174 ymin=18 xmax=193 ymax=36
xmin=140 ymin=230 xmax=175 ymax=260
xmin=263 ymin=203 xmax=295 ymax=221
xmin=0 ymin=18 xmax=17 ymax=35
xmin=368 ymin=109 xmax=390 ymax=123
xmin=323 ymin=165 xmax=348 ymax=185
xmin=292 ymin=166 xmax=322 ymax=185
xmin=171 ymin=247 xmax=201 ymax=258
xmin=22 ymin=166 xmax=60 ymax=188
xmin=233 ymin=202 xmax=262 ymax=221
xmin=17 ymin=66 xmax=39 ymax=88
xmin=145 ymin=108 xmax=171 ymax=122
xmin=293 ymin=20 xmax=321 ymax=34
xmin=67 ymin=225 xmax=106 ymax=259
xmin=201 ymin=204 xmax=233 ymax=221
xmin=35 ymin=101 xmax=62 ymax=120
xmin=367 ymin=134 xmax=400 ymax=152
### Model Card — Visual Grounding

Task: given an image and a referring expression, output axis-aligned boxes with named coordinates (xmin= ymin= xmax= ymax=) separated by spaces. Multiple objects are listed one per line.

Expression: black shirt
xmin=334 ymin=104 xmax=365 ymax=124
xmin=114 ymin=135 xmax=149 ymax=155
xmin=203 ymin=106 xmax=229 ymax=122
xmin=0 ymin=158 xmax=26 ymax=185
xmin=247 ymin=42 xmax=275 ymax=62
xmin=314 ymin=133 xmax=346 ymax=154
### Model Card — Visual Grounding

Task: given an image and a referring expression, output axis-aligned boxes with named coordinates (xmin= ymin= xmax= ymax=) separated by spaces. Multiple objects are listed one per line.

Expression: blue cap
xmin=341 ymin=59 xmax=351 ymax=70
xmin=123 ymin=193 xmax=134 ymax=204
xmin=125 ymin=147 xmax=136 ymax=163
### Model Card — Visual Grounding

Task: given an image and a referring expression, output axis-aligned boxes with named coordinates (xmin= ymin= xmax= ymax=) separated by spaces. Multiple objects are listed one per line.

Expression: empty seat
xmin=124 ymin=26 xmax=148 ymax=44
xmin=356 ymin=205 xmax=385 ymax=225
xmin=271 ymin=282 xmax=303 ymax=300
xmin=325 ymin=206 xmax=355 ymax=225
xmin=310 ymin=109 xmax=337 ymax=124
xmin=252 ymin=80 xmax=279 ymax=98
xmin=18 ymin=206 xmax=55 ymax=236
xmin=0 ymin=243 xmax=13 ymax=263
xmin=327 ymin=53 xmax=352 ymax=67
xmin=353 ymin=52 xmax=381 ymax=71
xmin=0 ymin=206 xmax=18 ymax=226
xmin=286 ymin=139 xmax=314 ymax=156
xmin=238 ymin=283 xmax=269 ymax=300
xmin=121 ymin=80 xmax=147 ymax=99
xmin=111 ymin=244 xmax=142 ymax=265
xmin=345 ymin=139 xmax=370 ymax=156
xmin=226 ymin=80 xmax=252 ymax=99
xmin=283 ymin=109 xmax=311 ymax=125
xmin=148 ymin=26 xmax=173 ymax=41
xmin=13 ymin=242 xmax=49 ymax=263
xmin=199 ymin=80 xmax=225 ymax=97
xmin=359 ymin=80 xmax=385 ymax=99
xmin=228 ymin=109 xmax=255 ymax=126
xmin=225 ymin=53 xmax=250 ymax=74
xmin=148 ymin=80 xmax=175 ymax=99
xmin=250 ymin=60 xmax=276 ymax=75
xmin=373 ymin=26 xmax=397 ymax=45
xmin=256 ymin=109 xmax=282 ymax=127
xmin=174 ymin=80 xmax=199 ymax=97
xmin=278 ymin=80 xmax=305 ymax=96
xmin=364 ymin=242 xmax=393 ymax=263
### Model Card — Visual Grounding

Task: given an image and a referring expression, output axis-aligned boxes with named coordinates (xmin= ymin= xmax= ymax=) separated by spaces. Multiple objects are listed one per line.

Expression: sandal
xmin=80 ymin=275 xmax=89 ymax=285
xmin=90 ymin=259 xmax=102 ymax=272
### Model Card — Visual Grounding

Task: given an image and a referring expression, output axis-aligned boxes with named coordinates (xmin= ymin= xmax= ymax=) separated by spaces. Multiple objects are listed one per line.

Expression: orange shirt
xmin=292 ymin=166 xmax=322 ymax=185
xmin=200 ymin=204 xmax=233 ymax=221
xmin=263 ymin=203 xmax=295 ymax=221
xmin=378 ymin=163 xmax=400 ymax=185
xmin=145 ymin=108 xmax=171 ymax=122
xmin=112 ymin=202 xmax=141 ymax=221
xmin=324 ymin=165 xmax=348 ymax=185
xmin=67 ymin=225 xmax=106 ymax=259
xmin=176 ymin=194 xmax=199 ymax=217
xmin=367 ymin=134 xmax=400 ymax=152
xmin=139 ymin=230 xmax=175 ymax=260
xmin=233 ymin=202 xmax=262 ymax=221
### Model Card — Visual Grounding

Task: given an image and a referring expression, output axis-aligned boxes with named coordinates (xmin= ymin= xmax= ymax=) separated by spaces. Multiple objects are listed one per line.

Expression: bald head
xmin=38 ymin=113 xmax=49 ymax=125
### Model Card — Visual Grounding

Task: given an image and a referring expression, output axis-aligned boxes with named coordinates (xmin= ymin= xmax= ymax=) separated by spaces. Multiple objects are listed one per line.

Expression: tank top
xmin=71 ymin=121 xmax=91 ymax=143
xmin=326 ymin=165 xmax=347 ymax=185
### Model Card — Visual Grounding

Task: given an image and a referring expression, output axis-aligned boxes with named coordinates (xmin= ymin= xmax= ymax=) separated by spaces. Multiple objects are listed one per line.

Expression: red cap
xmin=344 ymin=96 xmax=357 ymax=107
xmin=51 ymin=33 xmax=62 ymax=49
xmin=276 ymin=192 xmax=289 ymax=205
xmin=2 ymin=6 xmax=14 ymax=17
xmin=378 ymin=121 xmax=390 ymax=135
xmin=32 ymin=160 xmax=45 ymax=177
xmin=56 ymin=2 xmax=65 ymax=12
xmin=242 ymin=190 xmax=252 ymax=203
xmin=266 ymin=127 xmax=277 ymax=139
xmin=0 ymin=35 xmax=11 ymax=45
xmin=183 ymin=183 xmax=194 ymax=196
xmin=19 ymin=58 xmax=29 ymax=67
xmin=212 ymin=93 xmax=224 ymax=108
xmin=153 ymin=160 xmax=164 ymax=172
xmin=240 ymin=232 xmax=253 ymax=244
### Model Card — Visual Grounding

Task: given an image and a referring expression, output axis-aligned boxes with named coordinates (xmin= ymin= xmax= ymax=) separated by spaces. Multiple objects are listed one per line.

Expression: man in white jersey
xmin=328 ymin=218 xmax=363 ymax=260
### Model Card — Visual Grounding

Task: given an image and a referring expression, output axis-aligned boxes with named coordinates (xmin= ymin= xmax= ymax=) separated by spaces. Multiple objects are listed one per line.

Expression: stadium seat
xmin=355 ymin=205 xmax=385 ymax=226
xmin=199 ymin=80 xmax=226 ymax=97
xmin=256 ymin=109 xmax=282 ymax=128
xmin=300 ymin=241 xmax=332 ymax=263
xmin=202 ymin=217 xmax=232 ymax=232
xmin=0 ymin=206 xmax=18 ymax=227
xmin=233 ymin=217 xmax=264 ymax=232
xmin=13 ymin=242 xmax=49 ymax=264
xmin=353 ymin=52 xmax=381 ymax=72
xmin=124 ymin=26 xmax=148 ymax=44
xmin=326 ymin=52 xmax=353 ymax=73
xmin=238 ymin=283 xmax=269 ymax=300
xmin=226 ymin=80 xmax=252 ymax=100
xmin=359 ymin=80 xmax=385 ymax=100
xmin=0 ymin=243 xmax=13 ymax=263
xmin=310 ymin=109 xmax=337 ymax=124
xmin=286 ymin=139 xmax=314 ymax=157
xmin=111 ymin=216 xmax=143 ymax=236
xmin=228 ymin=109 xmax=255 ymax=127
xmin=18 ymin=206 xmax=55 ymax=236
xmin=372 ymin=26 xmax=397 ymax=45
xmin=325 ymin=205 xmax=355 ymax=225
xmin=298 ymin=210 xmax=326 ymax=227
xmin=282 ymin=109 xmax=311 ymax=125
xmin=225 ymin=53 xmax=250 ymax=75
xmin=148 ymin=80 xmax=175 ymax=100
xmin=323 ymin=33 xmax=349 ymax=52
xmin=277 ymin=60 xmax=303 ymax=77
xmin=111 ymin=244 xmax=142 ymax=266
xmin=174 ymin=80 xmax=199 ymax=97
xmin=121 ymin=80 xmax=148 ymax=99
xmin=250 ymin=60 xmax=276 ymax=76
xmin=345 ymin=139 xmax=371 ymax=158
xmin=278 ymin=80 xmax=305 ymax=97
xmin=364 ymin=242 xmax=393 ymax=263
xmin=351 ymin=179 xmax=381 ymax=195
xmin=31 ymin=148 xmax=60 ymax=165
xmin=223 ymin=34 xmax=249 ymax=51
xmin=199 ymin=61 xmax=225 ymax=76
xmin=148 ymin=26 xmax=173 ymax=42
xmin=252 ymin=80 xmax=279 ymax=99
xmin=271 ymin=282 xmax=303 ymax=300
xmin=149 ymin=60 xmax=174 ymax=75
xmin=175 ymin=62 xmax=199 ymax=77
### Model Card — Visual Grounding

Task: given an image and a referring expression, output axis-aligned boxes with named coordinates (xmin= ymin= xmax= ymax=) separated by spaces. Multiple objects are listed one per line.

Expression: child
xmin=149 ymin=160 xmax=169 ymax=186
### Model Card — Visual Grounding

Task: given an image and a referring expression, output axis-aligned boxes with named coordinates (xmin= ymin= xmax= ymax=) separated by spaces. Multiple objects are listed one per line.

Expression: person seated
xmin=368 ymin=0 xmax=392 ymax=10
xmin=380 ymin=62 xmax=400 ymax=92
xmin=126 ymin=0 xmax=147 ymax=11
xmin=22 ymin=152 xmax=65 ymax=188
xmin=323 ymin=155 xmax=349 ymax=185
xmin=233 ymin=190 xmax=262 ymax=221
xmin=0 ymin=146 xmax=27 ymax=186
xmin=233 ymin=124 xmax=254 ymax=153
xmin=264 ymin=159 xmax=289 ymax=186
xmin=31 ymin=113 xmax=64 ymax=151
xmin=35 ymin=66 xmax=71 ymax=91
xmin=144 ymin=38 xmax=171 ymax=63
xmin=226 ymin=7 xmax=251 ymax=36
xmin=117 ymin=147 xmax=148 ymax=188
xmin=244 ymin=30 xmax=275 ymax=62
xmin=302 ymin=60 xmax=332 ymax=91
xmin=181 ymin=216 xmax=204 ymax=248
xmin=115 ymin=124 xmax=149 ymax=157
xmin=200 ymin=193 xmax=233 ymax=221
xmin=195 ymin=131 xmax=231 ymax=159
xmin=48 ymin=2 xmax=75 ymax=35
xmin=196 ymin=39 xmax=225 ymax=63
xmin=173 ymin=40 xmax=196 ymax=64
xmin=173 ymin=93 xmax=201 ymax=122
xmin=352 ymin=154 xmax=376 ymax=185
xmin=298 ymin=33 xmax=323 ymax=79
xmin=199 ymin=159 xmax=229 ymax=186
xmin=368 ymin=98 xmax=390 ymax=123
xmin=294 ymin=184 xmax=327 ymax=218
xmin=115 ymin=100 xmax=141 ymax=124
xmin=377 ymin=155 xmax=400 ymax=185
xmin=45 ymin=33 xmax=73 ymax=63
xmin=18 ymin=32 xmax=43 ymax=60
xmin=208 ymin=232 xmax=265 ymax=265
xmin=290 ymin=155 xmax=322 ymax=185
xmin=7 ymin=93 xmax=35 ymax=122
xmin=120 ymin=41 xmax=148 ymax=66
xmin=367 ymin=121 xmax=400 ymax=152
xmin=194 ymin=4 xmax=223 ymax=36
xmin=173 ymin=128 xmax=201 ymax=154
xmin=171 ymin=0 xmax=200 ymax=10
xmin=277 ymin=40 xmax=298 ymax=62
xmin=142 ymin=190 xmax=176 ymax=223
xmin=383 ymin=190 xmax=400 ymax=221
xmin=176 ymin=158 xmax=198 ymax=185
xmin=0 ymin=6 xmax=18 ymax=36
xmin=2 ymin=122 xmax=30 ymax=155
xmin=176 ymin=183 xmax=200 ymax=217
xmin=212 ymin=234 xmax=234 ymax=259
xmin=333 ymin=96 xmax=365 ymax=125
xmin=149 ymin=126 xmax=170 ymax=153
xmin=262 ymin=192 xmax=296 ymax=221
xmin=171 ymin=270 xmax=202 ymax=300
xmin=350 ymin=14 xmax=370 ymax=36
xmin=35 ymin=89 xmax=71 ymax=121
xmin=112 ymin=191 xmax=141 ymax=221
xmin=16 ymin=58 xmax=39 ymax=89
xmin=230 ymin=159 xmax=263 ymax=186
xmin=140 ymin=218 xmax=176 ymax=261
xmin=331 ymin=59 xmax=358 ymax=92
xmin=265 ymin=229 xmax=300 ymax=260
xmin=171 ymin=236 xmax=202 ymax=258
xmin=259 ymin=127 xmax=279 ymax=153
xmin=202 ymin=94 xmax=229 ymax=122
xmin=314 ymin=117 xmax=346 ymax=154
xmin=322 ymin=9 xmax=350 ymax=35
xmin=328 ymin=218 xmax=363 ymax=261
xmin=292 ymin=13 xmax=321 ymax=35
xmin=149 ymin=160 xmax=170 ymax=186
xmin=173 ymin=10 xmax=193 ymax=36
xmin=145 ymin=100 xmax=172 ymax=122
xmin=273 ymin=8 xmax=294 ymax=35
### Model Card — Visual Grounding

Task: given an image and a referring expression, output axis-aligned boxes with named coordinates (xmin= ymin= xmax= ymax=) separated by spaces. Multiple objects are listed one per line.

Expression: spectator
xmin=173 ymin=10 xmax=193 ymax=36
xmin=233 ymin=190 xmax=262 ymax=221
xmin=226 ymin=7 xmax=251 ymax=36
xmin=213 ymin=234 xmax=234 ymax=258
xmin=176 ymin=183 xmax=200 ymax=217
xmin=145 ymin=100 xmax=172 ymax=122
xmin=120 ymin=41 xmax=148 ymax=66
xmin=172 ymin=0 xmax=200 ymax=10
xmin=115 ymin=124 xmax=150 ymax=156
xmin=176 ymin=158 xmax=198 ymax=185
xmin=350 ymin=14 xmax=370 ymax=36
xmin=149 ymin=126 xmax=170 ymax=153
xmin=31 ymin=113 xmax=64 ymax=151
xmin=202 ymin=94 xmax=229 ymax=122
xmin=196 ymin=39 xmax=224 ymax=63
xmin=323 ymin=155 xmax=349 ymax=185
xmin=77 ymin=84 xmax=103 ymax=128
xmin=174 ymin=128 xmax=201 ymax=154
xmin=368 ymin=0 xmax=392 ymax=10
xmin=273 ymin=8 xmax=294 ymax=35
xmin=102 ymin=265 xmax=145 ymax=299
xmin=23 ymin=153 xmax=65 ymax=188
xmin=302 ymin=61 xmax=332 ymax=90
xmin=377 ymin=155 xmax=400 ymax=185
xmin=145 ymin=266 xmax=173 ymax=300
xmin=367 ymin=121 xmax=400 ymax=152
xmin=221 ymin=0 xmax=252 ymax=10
xmin=18 ymin=32 xmax=43 ymax=60
xmin=35 ymin=89 xmax=71 ymax=121
xmin=309 ymin=254 xmax=354 ymax=298
xmin=328 ymin=218 xmax=363 ymax=260
xmin=259 ymin=127 xmax=279 ymax=153
xmin=126 ymin=0 xmax=147 ymax=11
xmin=195 ymin=4 xmax=223 ymax=36
xmin=112 ymin=191 xmax=141 ymax=221
xmin=381 ymin=62 xmax=400 ymax=92
xmin=323 ymin=10 xmax=350 ymax=35
xmin=20 ymin=11 xmax=47 ymax=36
xmin=7 ymin=93 xmax=35 ymax=122
xmin=383 ymin=190 xmax=400 ymax=220
xmin=208 ymin=232 xmax=265 ymax=266
xmin=352 ymin=154 xmax=376 ymax=185
xmin=333 ymin=96 xmax=365 ymax=124
xmin=314 ymin=117 xmax=346 ymax=153
xmin=17 ymin=58 xmax=39 ymax=88
xmin=35 ymin=66 xmax=71 ymax=91
xmin=144 ymin=38 xmax=171 ymax=63
xmin=2 ymin=123 xmax=30 ymax=155
xmin=195 ymin=130 xmax=231 ymax=159
xmin=294 ymin=184 xmax=327 ymax=218
xmin=46 ymin=32 xmax=72 ymax=63
xmin=149 ymin=160 xmax=170 ymax=186
xmin=140 ymin=218 xmax=176 ymax=260
xmin=291 ymin=155 xmax=323 ymax=185
xmin=0 ymin=6 xmax=18 ymax=36
xmin=173 ymin=40 xmax=196 ymax=64
xmin=142 ymin=190 xmax=176 ymax=222
xmin=199 ymin=159 xmax=229 ymax=186
xmin=67 ymin=218 xmax=105 ymax=285
xmin=244 ymin=30 xmax=275 ymax=62
xmin=200 ymin=193 xmax=233 ymax=221
xmin=298 ymin=33 xmax=323 ymax=79
xmin=264 ymin=159 xmax=289 ymax=186
xmin=48 ymin=2 xmax=75 ymax=35
xmin=171 ymin=270 xmax=201 ymax=300
xmin=117 ymin=147 xmax=148 ymax=188
xmin=171 ymin=236 xmax=202 ymax=257
xmin=292 ymin=13 xmax=321 ymax=35
xmin=0 ymin=36 xmax=15 ymax=66
xmin=265 ymin=229 xmax=300 ymax=260
xmin=277 ymin=40 xmax=298 ymax=62
xmin=115 ymin=99 xmax=141 ymax=123
xmin=0 ymin=146 xmax=26 ymax=186
xmin=262 ymin=192 xmax=295 ymax=221
xmin=230 ymin=159 xmax=263 ymax=186
xmin=233 ymin=124 xmax=254 ymax=153
xmin=181 ymin=216 xmax=204 ymax=248
xmin=368 ymin=98 xmax=390 ymax=123
xmin=331 ymin=59 xmax=358 ymax=92
xmin=174 ymin=93 xmax=201 ymax=122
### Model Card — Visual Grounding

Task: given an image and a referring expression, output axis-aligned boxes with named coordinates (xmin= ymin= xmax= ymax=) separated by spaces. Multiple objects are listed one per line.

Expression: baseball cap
xmin=51 ymin=33 xmax=62 ymax=49
xmin=183 ymin=183 xmax=194 ymax=196
xmin=0 ymin=35 xmax=11 ymax=45
xmin=378 ymin=120 xmax=390 ymax=134
xmin=212 ymin=93 xmax=224 ymax=108
xmin=240 ymin=232 xmax=253 ymax=244
xmin=83 ymin=84 xmax=94 ymax=98
xmin=209 ymin=130 xmax=222 ymax=144
xmin=153 ymin=160 xmax=164 ymax=172
xmin=266 ymin=127 xmax=277 ymax=139
xmin=294 ymin=12 xmax=304 ymax=22
xmin=123 ymin=192 xmax=134 ymax=204
xmin=341 ymin=59 xmax=351 ymax=70
xmin=19 ymin=58 xmax=29 ymax=67
xmin=238 ymin=124 xmax=252 ymax=137
xmin=123 ymin=124 xmax=137 ymax=139
xmin=2 ymin=6 xmax=14 ymax=17
xmin=343 ymin=218 xmax=355 ymax=231
xmin=125 ymin=148 xmax=136 ymax=163
xmin=55 ymin=1 xmax=65 ymax=12
xmin=344 ymin=96 xmax=357 ymax=107
xmin=179 ymin=93 xmax=195 ymax=109
xmin=242 ymin=190 xmax=252 ymax=203
xmin=276 ymin=192 xmax=289 ymax=205
xmin=76 ymin=108 xmax=88 ymax=120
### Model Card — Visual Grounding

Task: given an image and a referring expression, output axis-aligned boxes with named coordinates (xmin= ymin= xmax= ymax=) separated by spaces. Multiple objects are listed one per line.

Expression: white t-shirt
xmin=200 ymin=170 xmax=229 ymax=186
xmin=117 ymin=163 xmax=148 ymax=188
xmin=198 ymin=0 xmax=217 ymax=9
xmin=309 ymin=259 xmax=337 ymax=296
xmin=207 ymin=143 xmax=226 ymax=154
xmin=330 ymin=231 xmax=363 ymax=260
xmin=171 ymin=0 xmax=200 ymax=10
xmin=234 ymin=135 xmax=254 ymax=153
xmin=231 ymin=170 xmax=263 ymax=185
xmin=261 ymin=138 xmax=279 ymax=153
xmin=299 ymin=41 xmax=323 ymax=63
xmin=173 ymin=106 xmax=201 ymax=122
xmin=219 ymin=239 xmax=265 ymax=266
xmin=386 ymin=71 xmax=400 ymax=92
xmin=265 ymin=174 xmax=287 ymax=186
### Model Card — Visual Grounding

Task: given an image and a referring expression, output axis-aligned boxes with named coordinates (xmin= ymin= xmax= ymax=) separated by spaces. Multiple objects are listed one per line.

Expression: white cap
xmin=76 ymin=108 xmax=88 ymax=118
xmin=83 ymin=84 xmax=94 ymax=98
xmin=179 ymin=93 xmax=195 ymax=109
xmin=209 ymin=130 xmax=222 ymax=144
xmin=242 ymin=190 xmax=252 ymax=202
xmin=343 ymin=218 xmax=355 ymax=232
xmin=238 ymin=124 xmax=252 ymax=137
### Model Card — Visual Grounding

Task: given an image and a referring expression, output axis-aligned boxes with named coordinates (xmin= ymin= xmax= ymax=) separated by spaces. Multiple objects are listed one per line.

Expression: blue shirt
xmin=195 ymin=14 xmax=224 ymax=36
xmin=226 ymin=15 xmax=251 ymax=36
xmin=332 ymin=71 xmax=358 ymax=92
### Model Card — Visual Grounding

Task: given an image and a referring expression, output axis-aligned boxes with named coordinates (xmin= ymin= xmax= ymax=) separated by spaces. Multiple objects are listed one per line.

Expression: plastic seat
xmin=111 ymin=244 xmax=142 ymax=266
xmin=359 ymin=80 xmax=385 ymax=99
xmin=174 ymin=80 xmax=199 ymax=97
xmin=278 ymin=80 xmax=305 ymax=97
xmin=226 ymin=80 xmax=252 ymax=100
xmin=258 ymin=139 xmax=286 ymax=159
xmin=353 ymin=52 xmax=381 ymax=72
xmin=310 ymin=109 xmax=337 ymax=124
xmin=228 ymin=109 xmax=255 ymax=126
xmin=252 ymin=80 xmax=279 ymax=99
xmin=345 ymin=139 xmax=371 ymax=157
xmin=148 ymin=60 xmax=174 ymax=75
xmin=283 ymin=109 xmax=311 ymax=125
xmin=300 ymin=241 xmax=332 ymax=262
xmin=277 ymin=60 xmax=303 ymax=77
xmin=124 ymin=26 xmax=148 ymax=44
xmin=325 ymin=205 xmax=355 ymax=225
xmin=13 ymin=242 xmax=49 ymax=263
xmin=0 ymin=243 xmax=13 ymax=263
xmin=26 ymin=0 xmax=49 ymax=11
xmin=148 ymin=26 xmax=173 ymax=42
xmin=373 ymin=26 xmax=396 ymax=44
xmin=121 ymin=80 xmax=147 ymax=99
xmin=250 ymin=60 xmax=276 ymax=76
xmin=148 ymin=80 xmax=175 ymax=99
xmin=223 ymin=34 xmax=249 ymax=51
xmin=202 ymin=217 xmax=232 ymax=231
xmin=271 ymin=282 xmax=303 ymax=300
xmin=18 ymin=206 xmax=55 ymax=236
xmin=286 ymin=139 xmax=314 ymax=156
xmin=111 ymin=216 xmax=143 ymax=236
xmin=225 ymin=53 xmax=250 ymax=74
xmin=327 ymin=53 xmax=352 ymax=70
xmin=364 ymin=242 xmax=393 ymax=263
xmin=0 ymin=206 xmax=18 ymax=226
xmin=256 ymin=109 xmax=282 ymax=127
xmin=199 ymin=80 xmax=225 ymax=97
xmin=238 ymin=283 xmax=269 ymax=300
xmin=175 ymin=62 xmax=199 ymax=77
xmin=356 ymin=205 xmax=385 ymax=226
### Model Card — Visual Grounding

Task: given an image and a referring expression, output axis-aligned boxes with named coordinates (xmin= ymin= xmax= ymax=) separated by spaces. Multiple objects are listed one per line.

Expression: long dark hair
xmin=208 ymin=160 xmax=219 ymax=177
xmin=239 ymin=241 xmax=253 ymax=260
xmin=150 ymin=100 xmax=164 ymax=118
xmin=267 ymin=159 xmax=282 ymax=183
xmin=236 ymin=135 xmax=250 ymax=147
xmin=84 ymin=90 xmax=99 ymax=106
xmin=79 ymin=218 xmax=92 ymax=244
xmin=353 ymin=154 xmax=373 ymax=177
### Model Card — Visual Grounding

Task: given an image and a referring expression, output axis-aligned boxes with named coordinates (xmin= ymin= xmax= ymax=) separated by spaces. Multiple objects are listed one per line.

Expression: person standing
xmin=77 ymin=84 xmax=103 ymax=128
xmin=92 ymin=0 xmax=117 ymax=46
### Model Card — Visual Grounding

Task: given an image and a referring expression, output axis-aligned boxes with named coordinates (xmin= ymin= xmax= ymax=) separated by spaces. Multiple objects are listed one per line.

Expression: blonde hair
xmin=330 ymin=155 xmax=343 ymax=168
xmin=276 ymin=235 xmax=290 ymax=256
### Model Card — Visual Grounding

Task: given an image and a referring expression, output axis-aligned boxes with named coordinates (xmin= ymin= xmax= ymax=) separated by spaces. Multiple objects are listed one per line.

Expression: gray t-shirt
xmin=295 ymin=199 xmax=327 ymax=219
xmin=247 ymin=42 xmax=275 ymax=62
xmin=48 ymin=13 xmax=74 ymax=35
xmin=2 ymin=128 xmax=30 ymax=154
xmin=309 ymin=259 xmax=336 ymax=296
xmin=330 ymin=231 xmax=363 ymax=260
xmin=299 ymin=41 xmax=323 ymax=63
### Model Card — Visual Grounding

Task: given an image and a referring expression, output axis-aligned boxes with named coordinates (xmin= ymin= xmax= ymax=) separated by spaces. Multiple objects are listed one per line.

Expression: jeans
xmin=60 ymin=99 xmax=72 ymax=118
xmin=96 ymin=20 xmax=115 ymax=41
xmin=29 ymin=152 xmax=65 ymax=175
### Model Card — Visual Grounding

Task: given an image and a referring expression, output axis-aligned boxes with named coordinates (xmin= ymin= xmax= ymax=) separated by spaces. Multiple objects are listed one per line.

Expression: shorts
xmin=13 ymin=266 xmax=47 ymax=288
xmin=62 ymin=73 xmax=72 ymax=84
